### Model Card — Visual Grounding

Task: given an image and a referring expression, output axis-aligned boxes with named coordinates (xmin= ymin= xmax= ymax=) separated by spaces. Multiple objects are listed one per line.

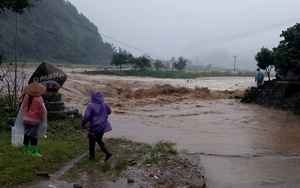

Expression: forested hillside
xmin=0 ymin=0 xmax=115 ymax=64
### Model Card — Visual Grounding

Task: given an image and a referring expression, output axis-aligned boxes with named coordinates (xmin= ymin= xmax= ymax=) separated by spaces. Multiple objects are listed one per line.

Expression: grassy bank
xmin=0 ymin=114 xmax=178 ymax=187
xmin=0 ymin=117 xmax=86 ymax=187
xmin=87 ymin=69 xmax=255 ymax=79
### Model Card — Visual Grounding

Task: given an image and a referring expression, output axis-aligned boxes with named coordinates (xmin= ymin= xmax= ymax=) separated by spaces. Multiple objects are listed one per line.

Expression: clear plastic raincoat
xmin=12 ymin=95 xmax=48 ymax=147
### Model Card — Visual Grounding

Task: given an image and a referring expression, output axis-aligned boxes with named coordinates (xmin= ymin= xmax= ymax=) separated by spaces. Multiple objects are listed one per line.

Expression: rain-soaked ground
xmin=13 ymin=71 xmax=300 ymax=187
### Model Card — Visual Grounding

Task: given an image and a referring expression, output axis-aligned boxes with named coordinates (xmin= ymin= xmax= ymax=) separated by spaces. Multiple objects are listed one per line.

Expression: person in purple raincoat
xmin=81 ymin=91 xmax=112 ymax=161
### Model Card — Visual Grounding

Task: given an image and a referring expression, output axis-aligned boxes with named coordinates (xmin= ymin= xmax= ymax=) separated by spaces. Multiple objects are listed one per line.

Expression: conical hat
xmin=24 ymin=82 xmax=46 ymax=96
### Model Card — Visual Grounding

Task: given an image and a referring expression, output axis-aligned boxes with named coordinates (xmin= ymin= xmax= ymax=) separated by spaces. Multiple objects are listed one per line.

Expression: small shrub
xmin=100 ymin=161 xmax=111 ymax=172
xmin=144 ymin=140 xmax=178 ymax=164
xmin=241 ymin=88 xmax=259 ymax=103
xmin=284 ymin=82 xmax=300 ymax=97
xmin=114 ymin=157 xmax=127 ymax=171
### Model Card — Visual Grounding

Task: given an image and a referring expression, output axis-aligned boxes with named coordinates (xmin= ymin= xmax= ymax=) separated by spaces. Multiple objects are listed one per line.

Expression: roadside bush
xmin=0 ymin=58 xmax=29 ymax=112
xmin=241 ymin=88 xmax=259 ymax=103
xmin=0 ymin=95 xmax=16 ymax=132
xmin=284 ymin=82 xmax=300 ymax=97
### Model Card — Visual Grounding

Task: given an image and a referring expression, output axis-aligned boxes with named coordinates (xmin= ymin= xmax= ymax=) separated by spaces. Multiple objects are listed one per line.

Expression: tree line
xmin=111 ymin=51 xmax=188 ymax=71
xmin=255 ymin=22 xmax=300 ymax=81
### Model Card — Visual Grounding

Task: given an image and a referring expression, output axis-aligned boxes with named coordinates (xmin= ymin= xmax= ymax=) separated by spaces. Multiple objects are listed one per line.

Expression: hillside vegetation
xmin=0 ymin=0 xmax=115 ymax=64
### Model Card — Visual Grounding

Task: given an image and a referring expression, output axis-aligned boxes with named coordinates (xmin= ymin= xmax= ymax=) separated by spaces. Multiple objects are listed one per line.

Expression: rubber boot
xmin=31 ymin=145 xmax=42 ymax=157
xmin=101 ymin=144 xmax=112 ymax=161
xmin=89 ymin=148 xmax=95 ymax=160
xmin=23 ymin=144 xmax=31 ymax=155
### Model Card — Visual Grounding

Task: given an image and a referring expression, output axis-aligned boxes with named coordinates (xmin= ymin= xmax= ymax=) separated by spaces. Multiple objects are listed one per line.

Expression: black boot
xmin=89 ymin=147 xmax=95 ymax=160
xmin=101 ymin=144 xmax=112 ymax=161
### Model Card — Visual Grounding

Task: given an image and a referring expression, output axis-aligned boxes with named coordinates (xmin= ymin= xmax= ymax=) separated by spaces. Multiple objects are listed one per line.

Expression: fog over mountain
xmin=67 ymin=0 xmax=300 ymax=70
xmin=183 ymin=19 xmax=300 ymax=70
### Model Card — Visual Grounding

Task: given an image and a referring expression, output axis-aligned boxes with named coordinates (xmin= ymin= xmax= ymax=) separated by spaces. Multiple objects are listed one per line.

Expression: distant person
xmin=81 ymin=91 xmax=112 ymax=161
xmin=255 ymin=68 xmax=264 ymax=87
xmin=14 ymin=82 xmax=48 ymax=157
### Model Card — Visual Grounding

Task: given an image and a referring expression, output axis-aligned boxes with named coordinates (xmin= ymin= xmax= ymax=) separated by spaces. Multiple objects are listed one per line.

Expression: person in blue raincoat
xmin=255 ymin=68 xmax=264 ymax=87
xmin=80 ymin=91 xmax=112 ymax=161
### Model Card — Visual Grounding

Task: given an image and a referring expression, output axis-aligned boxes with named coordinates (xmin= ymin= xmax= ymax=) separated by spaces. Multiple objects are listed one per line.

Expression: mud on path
xmin=16 ymin=152 xmax=205 ymax=188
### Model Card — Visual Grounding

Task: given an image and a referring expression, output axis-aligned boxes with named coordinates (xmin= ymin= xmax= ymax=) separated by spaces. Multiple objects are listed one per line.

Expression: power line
xmin=36 ymin=7 xmax=164 ymax=60
xmin=0 ymin=13 xmax=93 ymax=50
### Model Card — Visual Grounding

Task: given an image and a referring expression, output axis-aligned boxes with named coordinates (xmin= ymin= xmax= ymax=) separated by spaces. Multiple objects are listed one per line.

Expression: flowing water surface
xmin=17 ymin=73 xmax=300 ymax=188
xmin=100 ymin=76 xmax=300 ymax=188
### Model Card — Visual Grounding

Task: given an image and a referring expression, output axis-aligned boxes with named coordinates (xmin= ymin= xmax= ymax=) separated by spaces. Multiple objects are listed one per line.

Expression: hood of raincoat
xmin=91 ymin=91 xmax=104 ymax=104
xmin=81 ymin=91 xmax=112 ymax=133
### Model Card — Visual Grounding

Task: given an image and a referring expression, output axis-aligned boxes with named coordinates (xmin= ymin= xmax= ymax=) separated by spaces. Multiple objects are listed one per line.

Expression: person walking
xmin=81 ymin=91 xmax=112 ymax=162
xmin=14 ymin=82 xmax=48 ymax=157
xmin=255 ymin=68 xmax=264 ymax=88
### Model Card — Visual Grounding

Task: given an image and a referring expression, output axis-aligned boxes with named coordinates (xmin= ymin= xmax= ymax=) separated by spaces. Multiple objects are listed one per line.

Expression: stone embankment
xmin=241 ymin=80 xmax=300 ymax=115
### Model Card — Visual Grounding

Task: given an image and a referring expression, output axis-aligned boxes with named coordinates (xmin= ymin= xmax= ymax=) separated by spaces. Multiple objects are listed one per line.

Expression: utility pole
xmin=233 ymin=54 xmax=238 ymax=73
xmin=196 ymin=60 xmax=198 ymax=71
xmin=14 ymin=13 xmax=19 ymax=109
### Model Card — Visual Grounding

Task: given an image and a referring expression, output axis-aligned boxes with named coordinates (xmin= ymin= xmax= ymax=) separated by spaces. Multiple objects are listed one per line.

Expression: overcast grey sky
xmin=67 ymin=0 xmax=300 ymax=70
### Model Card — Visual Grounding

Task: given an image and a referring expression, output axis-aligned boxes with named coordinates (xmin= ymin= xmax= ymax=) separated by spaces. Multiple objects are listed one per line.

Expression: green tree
xmin=173 ymin=56 xmax=187 ymax=71
xmin=255 ymin=47 xmax=274 ymax=81
xmin=0 ymin=0 xmax=40 ymax=14
xmin=130 ymin=56 xmax=152 ymax=70
xmin=153 ymin=60 xmax=165 ymax=70
xmin=111 ymin=53 xmax=133 ymax=70
xmin=273 ymin=23 xmax=300 ymax=78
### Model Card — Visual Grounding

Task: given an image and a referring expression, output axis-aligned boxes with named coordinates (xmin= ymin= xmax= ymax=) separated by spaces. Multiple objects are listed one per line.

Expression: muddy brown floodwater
xmin=13 ymin=69 xmax=300 ymax=187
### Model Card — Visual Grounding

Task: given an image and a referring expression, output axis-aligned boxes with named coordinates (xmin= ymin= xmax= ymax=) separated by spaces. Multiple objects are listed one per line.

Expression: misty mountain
xmin=0 ymin=0 xmax=115 ymax=64
xmin=183 ymin=19 xmax=300 ymax=70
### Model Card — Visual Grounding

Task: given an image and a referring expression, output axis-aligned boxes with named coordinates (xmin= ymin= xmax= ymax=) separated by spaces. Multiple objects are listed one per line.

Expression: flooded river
xmin=65 ymin=74 xmax=299 ymax=188
xmin=19 ymin=69 xmax=300 ymax=188
xmin=108 ymin=98 xmax=300 ymax=187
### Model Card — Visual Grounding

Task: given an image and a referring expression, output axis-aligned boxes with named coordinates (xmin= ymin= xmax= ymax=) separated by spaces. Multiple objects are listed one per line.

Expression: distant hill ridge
xmin=0 ymin=0 xmax=115 ymax=65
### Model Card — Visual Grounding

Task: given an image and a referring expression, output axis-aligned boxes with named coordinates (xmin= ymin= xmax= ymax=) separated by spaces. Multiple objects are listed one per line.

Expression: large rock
xmin=28 ymin=61 xmax=67 ymax=92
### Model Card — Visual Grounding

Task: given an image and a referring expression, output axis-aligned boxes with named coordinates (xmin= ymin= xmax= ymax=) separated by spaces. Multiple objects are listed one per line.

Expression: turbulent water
xmin=73 ymin=75 xmax=299 ymax=188
xmin=14 ymin=69 xmax=300 ymax=187
xmin=109 ymin=98 xmax=300 ymax=156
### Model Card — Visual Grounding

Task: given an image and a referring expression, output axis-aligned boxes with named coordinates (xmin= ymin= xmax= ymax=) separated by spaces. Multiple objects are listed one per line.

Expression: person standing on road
xmin=15 ymin=82 xmax=48 ymax=157
xmin=81 ymin=91 xmax=113 ymax=162
xmin=255 ymin=68 xmax=264 ymax=88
